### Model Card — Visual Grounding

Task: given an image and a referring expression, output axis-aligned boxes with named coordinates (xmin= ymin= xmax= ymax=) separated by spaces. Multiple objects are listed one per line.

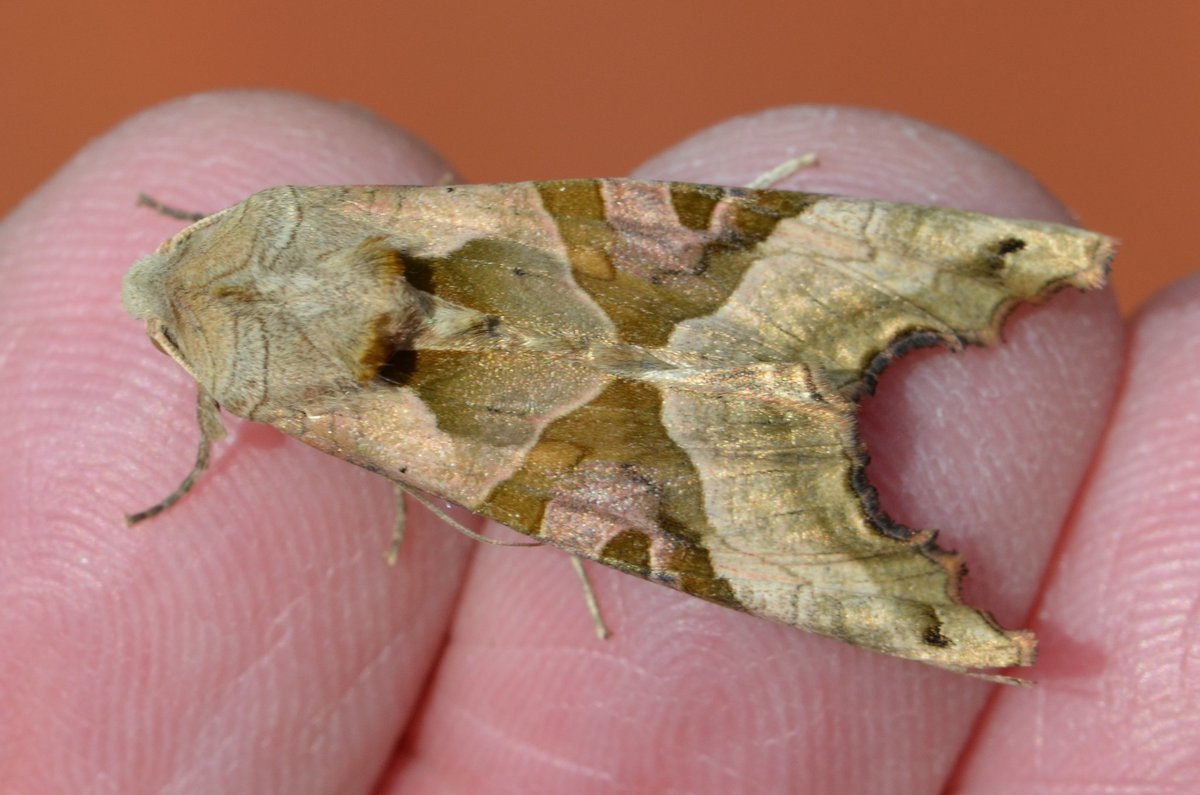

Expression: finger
xmin=394 ymin=106 xmax=1123 ymax=793
xmin=0 ymin=90 xmax=470 ymax=793
xmin=954 ymin=273 xmax=1200 ymax=792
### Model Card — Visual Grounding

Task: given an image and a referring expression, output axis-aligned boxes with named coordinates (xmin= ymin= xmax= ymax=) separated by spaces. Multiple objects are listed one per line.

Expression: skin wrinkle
xmin=442 ymin=695 xmax=618 ymax=786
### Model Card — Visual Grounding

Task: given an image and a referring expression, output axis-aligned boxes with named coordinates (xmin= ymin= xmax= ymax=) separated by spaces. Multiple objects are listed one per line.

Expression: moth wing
xmin=683 ymin=194 xmax=1115 ymax=398
xmin=271 ymin=183 xmax=1111 ymax=674
xmin=474 ymin=366 xmax=1036 ymax=672
xmin=467 ymin=187 xmax=1114 ymax=672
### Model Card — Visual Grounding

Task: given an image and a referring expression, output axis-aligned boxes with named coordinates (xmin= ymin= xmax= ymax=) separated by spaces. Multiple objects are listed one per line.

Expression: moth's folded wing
xmin=671 ymin=196 xmax=1114 ymax=398
xmin=657 ymin=371 xmax=1035 ymax=671
xmin=476 ymin=366 xmax=1035 ymax=673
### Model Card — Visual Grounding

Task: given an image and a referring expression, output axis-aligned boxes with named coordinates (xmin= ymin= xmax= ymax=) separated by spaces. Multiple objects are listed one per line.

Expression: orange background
xmin=4 ymin=1 xmax=1195 ymax=311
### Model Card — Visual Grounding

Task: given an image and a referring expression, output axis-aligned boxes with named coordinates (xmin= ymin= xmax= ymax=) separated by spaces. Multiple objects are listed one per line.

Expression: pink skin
xmin=0 ymin=92 xmax=1195 ymax=794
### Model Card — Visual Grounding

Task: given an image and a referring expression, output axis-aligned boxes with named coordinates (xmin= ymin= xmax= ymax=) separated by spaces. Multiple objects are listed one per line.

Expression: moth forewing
xmin=123 ymin=180 xmax=1114 ymax=677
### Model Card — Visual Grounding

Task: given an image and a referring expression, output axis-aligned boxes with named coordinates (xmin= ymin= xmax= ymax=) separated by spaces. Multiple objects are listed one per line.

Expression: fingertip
xmin=954 ymin=247 xmax=1199 ymax=795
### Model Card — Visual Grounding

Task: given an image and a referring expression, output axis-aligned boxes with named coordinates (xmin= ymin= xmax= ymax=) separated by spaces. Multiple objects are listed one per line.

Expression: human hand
xmin=1 ymin=92 xmax=1194 ymax=793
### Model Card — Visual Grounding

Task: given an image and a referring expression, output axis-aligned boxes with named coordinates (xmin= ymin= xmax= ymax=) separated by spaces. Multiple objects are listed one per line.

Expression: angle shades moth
xmin=122 ymin=179 xmax=1113 ymax=677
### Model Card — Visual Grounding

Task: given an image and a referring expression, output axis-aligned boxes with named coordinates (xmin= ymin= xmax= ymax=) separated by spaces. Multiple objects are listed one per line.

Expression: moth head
xmin=122 ymin=207 xmax=434 ymax=420
xmin=122 ymin=248 xmax=206 ymax=383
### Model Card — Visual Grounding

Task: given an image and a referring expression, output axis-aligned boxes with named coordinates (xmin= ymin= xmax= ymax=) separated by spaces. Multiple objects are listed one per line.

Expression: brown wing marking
xmin=482 ymin=376 xmax=742 ymax=609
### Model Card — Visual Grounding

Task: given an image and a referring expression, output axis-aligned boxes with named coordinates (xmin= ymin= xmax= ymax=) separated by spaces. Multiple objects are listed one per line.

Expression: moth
xmin=122 ymin=179 xmax=1113 ymax=677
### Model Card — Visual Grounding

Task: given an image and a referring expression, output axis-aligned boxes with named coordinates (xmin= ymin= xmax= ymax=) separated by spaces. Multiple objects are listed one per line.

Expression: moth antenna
xmin=126 ymin=390 xmax=225 ymax=525
xmin=745 ymin=153 xmax=818 ymax=190
xmin=137 ymin=194 xmax=207 ymax=222
xmin=124 ymin=438 xmax=210 ymax=525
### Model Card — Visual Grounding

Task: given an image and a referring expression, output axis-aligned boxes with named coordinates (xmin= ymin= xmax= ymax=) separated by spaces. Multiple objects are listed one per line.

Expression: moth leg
xmin=385 ymin=483 xmax=408 ymax=566
xmin=569 ymin=556 xmax=611 ymax=640
xmin=745 ymin=153 xmax=818 ymax=189
xmin=391 ymin=483 xmax=539 ymax=552
xmin=137 ymin=194 xmax=207 ymax=222
xmin=126 ymin=389 xmax=225 ymax=525
xmin=387 ymin=488 xmax=609 ymax=638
